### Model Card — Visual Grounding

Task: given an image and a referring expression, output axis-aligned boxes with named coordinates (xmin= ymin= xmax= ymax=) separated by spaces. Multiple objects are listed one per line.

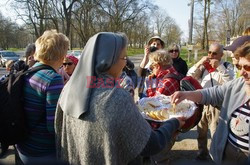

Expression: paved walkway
xmin=0 ymin=54 xmax=211 ymax=164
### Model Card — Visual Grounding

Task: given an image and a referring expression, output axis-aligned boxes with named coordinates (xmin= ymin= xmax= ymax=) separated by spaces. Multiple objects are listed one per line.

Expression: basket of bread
xmin=138 ymin=94 xmax=202 ymax=132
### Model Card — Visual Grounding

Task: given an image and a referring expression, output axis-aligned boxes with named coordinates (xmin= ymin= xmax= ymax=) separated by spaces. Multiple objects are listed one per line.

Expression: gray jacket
xmin=200 ymin=77 xmax=250 ymax=164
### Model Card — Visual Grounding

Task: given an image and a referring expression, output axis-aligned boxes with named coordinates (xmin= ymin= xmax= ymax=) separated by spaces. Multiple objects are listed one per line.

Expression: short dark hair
xmin=25 ymin=43 xmax=36 ymax=57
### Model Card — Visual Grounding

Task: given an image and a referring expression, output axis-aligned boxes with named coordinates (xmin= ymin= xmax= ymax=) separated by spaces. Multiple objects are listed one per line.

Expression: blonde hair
xmin=149 ymin=49 xmax=173 ymax=67
xmin=242 ymin=27 xmax=250 ymax=36
xmin=34 ymin=29 xmax=70 ymax=63
xmin=6 ymin=60 xmax=14 ymax=69
xmin=168 ymin=43 xmax=180 ymax=52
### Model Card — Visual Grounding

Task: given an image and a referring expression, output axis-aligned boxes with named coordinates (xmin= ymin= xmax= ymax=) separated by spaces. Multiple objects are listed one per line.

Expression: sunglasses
xmin=169 ymin=49 xmax=179 ymax=53
xmin=235 ymin=64 xmax=250 ymax=71
xmin=208 ymin=51 xmax=218 ymax=56
xmin=63 ymin=62 xmax=73 ymax=66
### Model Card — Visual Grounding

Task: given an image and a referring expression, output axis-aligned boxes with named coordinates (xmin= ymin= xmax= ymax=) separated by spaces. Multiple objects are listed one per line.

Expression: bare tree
xmin=61 ymin=0 xmax=78 ymax=37
xmin=12 ymin=0 xmax=54 ymax=38
xmin=192 ymin=0 xmax=249 ymax=47
xmin=93 ymin=0 xmax=153 ymax=32
xmin=214 ymin=0 xmax=249 ymax=38
xmin=150 ymin=9 xmax=182 ymax=46
xmin=71 ymin=0 xmax=98 ymax=46
xmin=153 ymin=9 xmax=173 ymax=37
xmin=124 ymin=12 xmax=151 ymax=48
xmin=198 ymin=0 xmax=212 ymax=50
xmin=164 ymin=22 xmax=183 ymax=46
xmin=0 ymin=11 xmax=31 ymax=49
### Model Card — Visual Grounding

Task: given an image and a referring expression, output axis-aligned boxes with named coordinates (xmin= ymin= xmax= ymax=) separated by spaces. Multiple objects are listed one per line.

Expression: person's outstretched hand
xmin=171 ymin=91 xmax=187 ymax=104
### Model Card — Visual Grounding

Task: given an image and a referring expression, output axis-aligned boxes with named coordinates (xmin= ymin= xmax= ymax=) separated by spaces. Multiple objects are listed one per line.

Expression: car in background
xmin=67 ymin=50 xmax=82 ymax=59
xmin=0 ymin=51 xmax=20 ymax=67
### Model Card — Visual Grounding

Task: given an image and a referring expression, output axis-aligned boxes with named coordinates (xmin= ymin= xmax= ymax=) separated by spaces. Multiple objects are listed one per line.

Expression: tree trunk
xmin=202 ymin=0 xmax=207 ymax=50
xmin=205 ymin=0 xmax=211 ymax=51
xmin=202 ymin=0 xmax=211 ymax=51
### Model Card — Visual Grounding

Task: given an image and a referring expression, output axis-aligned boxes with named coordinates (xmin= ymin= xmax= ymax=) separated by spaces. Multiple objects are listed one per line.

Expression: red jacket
xmin=146 ymin=66 xmax=180 ymax=97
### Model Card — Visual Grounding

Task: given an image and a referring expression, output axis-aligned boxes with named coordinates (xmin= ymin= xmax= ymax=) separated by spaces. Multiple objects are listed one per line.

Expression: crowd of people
xmin=0 ymin=27 xmax=249 ymax=165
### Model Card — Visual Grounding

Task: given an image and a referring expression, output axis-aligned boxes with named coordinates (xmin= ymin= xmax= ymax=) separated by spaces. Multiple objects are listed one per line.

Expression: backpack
xmin=0 ymin=64 xmax=55 ymax=145
xmin=124 ymin=68 xmax=138 ymax=88
xmin=164 ymin=74 xmax=202 ymax=91
xmin=124 ymin=58 xmax=138 ymax=88
xmin=164 ymin=73 xmax=204 ymax=133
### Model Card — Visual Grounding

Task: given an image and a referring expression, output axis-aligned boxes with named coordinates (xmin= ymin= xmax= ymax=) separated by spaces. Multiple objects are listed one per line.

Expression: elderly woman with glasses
xmin=171 ymin=40 xmax=250 ymax=164
xmin=58 ymin=55 xmax=78 ymax=84
xmin=62 ymin=55 xmax=78 ymax=76
xmin=168 ymin=43 xmax=188 ymax=76
xmin=146 ymin=49 xmax=181 ymax=97
xmin=55 ymin=32 xmax=186 ymax=165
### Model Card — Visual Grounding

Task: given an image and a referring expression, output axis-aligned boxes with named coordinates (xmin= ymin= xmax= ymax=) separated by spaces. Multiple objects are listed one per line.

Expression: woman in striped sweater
xmin=16 ymin=29 xmax=69 ymax=164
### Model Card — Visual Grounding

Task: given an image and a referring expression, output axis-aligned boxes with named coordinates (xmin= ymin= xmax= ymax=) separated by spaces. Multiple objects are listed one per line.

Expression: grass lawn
xmin=179 ymin=48 xmax=207 ymax=68
xmin=10 ymin=47 xmax=231 ymax=69
xmin=127 ymin=48 xmax=144 ymax=56
xmin=127 ymin=47 xmax=232 ymax=69
xmin=127 ymin=47 xmax=207 ymax=68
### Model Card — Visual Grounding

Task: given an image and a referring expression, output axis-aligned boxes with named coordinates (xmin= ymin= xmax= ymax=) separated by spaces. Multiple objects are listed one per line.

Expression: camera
xmin=149 ymin=46 xmax=158 ymax=52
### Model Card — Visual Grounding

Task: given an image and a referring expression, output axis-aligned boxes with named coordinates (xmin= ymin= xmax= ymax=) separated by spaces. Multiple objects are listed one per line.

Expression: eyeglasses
xmin=208 ymin=51 xmax=218 ymax=56
xmin=120 ymin=56 xmax=128 ymax=60
xmin=235 ymin=64 xmax=250 ymax=71
xmin=169 ymin=49 xmax=179 ymax=53
xmin=63 ymin=62 xmax=73 ymax=66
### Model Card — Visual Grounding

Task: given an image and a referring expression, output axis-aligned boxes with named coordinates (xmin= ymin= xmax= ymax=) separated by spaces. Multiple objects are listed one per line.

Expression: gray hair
xmin=149 ymin=49 xmax=173 ymax=67
xmin=210 ymin=43 xmax=223 ymax=54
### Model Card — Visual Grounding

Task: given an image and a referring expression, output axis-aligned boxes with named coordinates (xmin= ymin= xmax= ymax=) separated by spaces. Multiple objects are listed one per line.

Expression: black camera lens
xmin=149 ymin=46 xmax=158 ymax=52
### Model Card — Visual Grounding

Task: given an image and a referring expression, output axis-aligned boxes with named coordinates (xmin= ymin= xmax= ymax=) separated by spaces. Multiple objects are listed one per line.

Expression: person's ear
xmin=156 ymin=64 xmax=161 ymax=70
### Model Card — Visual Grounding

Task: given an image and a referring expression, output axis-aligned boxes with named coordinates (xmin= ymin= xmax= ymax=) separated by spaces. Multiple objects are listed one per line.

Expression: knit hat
xmin=66 ymin=55 xmax=78 ymax=65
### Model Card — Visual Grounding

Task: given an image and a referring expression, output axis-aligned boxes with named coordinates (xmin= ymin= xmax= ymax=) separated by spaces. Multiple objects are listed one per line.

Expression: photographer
xmin=138 ymin=36 xmax=165 ymax=98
